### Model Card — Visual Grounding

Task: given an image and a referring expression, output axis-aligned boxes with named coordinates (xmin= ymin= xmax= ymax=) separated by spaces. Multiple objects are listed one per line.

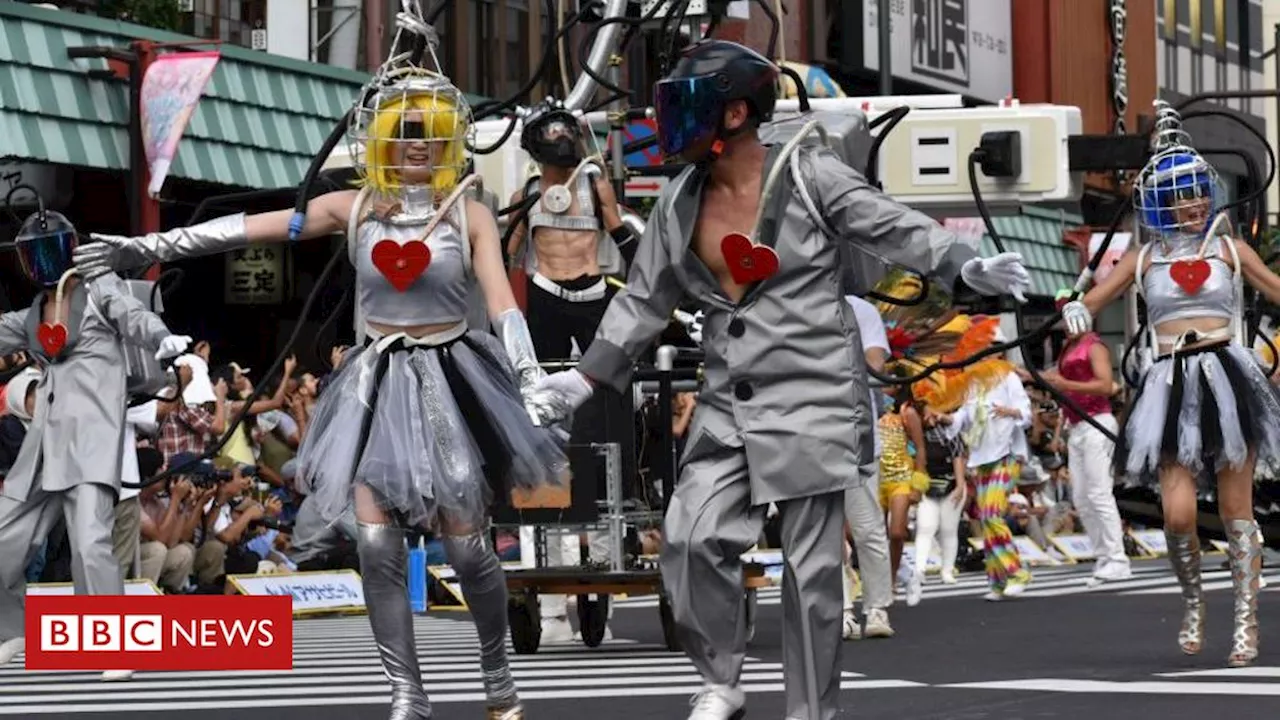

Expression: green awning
xmin=979 ymin=207 xmax=1085 ymax=298
xmin=0 ymin=3 xmax=487 ymax=190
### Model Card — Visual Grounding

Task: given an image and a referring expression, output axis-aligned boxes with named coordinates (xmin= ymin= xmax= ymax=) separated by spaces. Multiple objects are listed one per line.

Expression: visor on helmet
xmin=654 ymin=74 xmax=727 ymax=158
xmin=16 ymin=226 xmax=78 ymax=288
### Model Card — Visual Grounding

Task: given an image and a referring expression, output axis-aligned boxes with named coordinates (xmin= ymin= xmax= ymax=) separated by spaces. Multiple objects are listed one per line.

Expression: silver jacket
xmin=577 ymin=145 xmax=978 ymax=504
xmin=0 ymin=273 xmax=171 ymax=501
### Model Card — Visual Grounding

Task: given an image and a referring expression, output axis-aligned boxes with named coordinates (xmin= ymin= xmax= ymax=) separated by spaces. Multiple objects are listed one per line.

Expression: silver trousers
xmin=661 ymin=443 xmax=845 ymax=720
xmin=0 ymin=482 xmax=122 ymax=641
xmin=842 ymin=468 xmax=893 ymax=611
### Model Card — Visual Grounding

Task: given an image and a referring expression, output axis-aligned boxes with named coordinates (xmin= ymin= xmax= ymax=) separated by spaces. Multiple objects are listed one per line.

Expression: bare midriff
xmin=1153 ymin=316 xmax=1232 ymax=354
xmin=532 ymin=226 xmax=601 ymax=280
xmin=367 ymin=319 xmax=464 ymax=339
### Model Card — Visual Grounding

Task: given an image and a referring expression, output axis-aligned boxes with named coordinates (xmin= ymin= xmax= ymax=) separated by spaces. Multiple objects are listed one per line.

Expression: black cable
xmin=964 ymin=151 xmax=1120 ymax=443
xmin=865 ymin=106 xmax=909 ymax=189
xmin=472 ymin=0 xmax=587 ymax=122
xmin=121 ymin=238 xmax=350 ymax=489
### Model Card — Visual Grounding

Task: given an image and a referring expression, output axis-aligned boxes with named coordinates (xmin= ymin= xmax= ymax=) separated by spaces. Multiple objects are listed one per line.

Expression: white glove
xmin=674 ymin=309 xmax=705 ymax=345
xmin=527 ymin=369 xmax=595 ymax=426
xmin=1061 ymin=301 xmax=1093 ymax=337
xmin=961 ymin=252 xmax=1031 ymax=303
xmin=155 ymin=335 xmax=192 ymax=361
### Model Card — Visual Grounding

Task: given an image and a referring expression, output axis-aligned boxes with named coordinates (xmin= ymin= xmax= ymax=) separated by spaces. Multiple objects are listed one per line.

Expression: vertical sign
xmin=911 ymin=0 xmax=969 ymax=87
xmin=862 ymin=0 xmax=1011 ymax=103
xmin=1214 ymin=0 xmax=1225 ymax=52
xmin=1164 ymin=0 xmax=1177 ymax=39
xmin=225 ymin=245 xmax=284 ymax=305
xmin=1110 ymin=0 xmax=1128 ymax=136
xmin=140 ymin=51 xmax=220 ymax=198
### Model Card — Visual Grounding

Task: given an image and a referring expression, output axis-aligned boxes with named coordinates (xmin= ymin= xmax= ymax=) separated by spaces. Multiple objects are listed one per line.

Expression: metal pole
xmin=877 ymin=0 xmax=892 ymax=95
xmin=608 ymin=56 xmax=627 ymax=202
xmin=655 ymin=345 xmax=678 ymax=512
xmin=1273 ymin=23 xmax=1279 ymax=231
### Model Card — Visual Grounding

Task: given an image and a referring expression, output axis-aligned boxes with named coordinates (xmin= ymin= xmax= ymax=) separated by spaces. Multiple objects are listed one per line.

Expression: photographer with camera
xmin=183 ymin=457 xmax=280 ymax=589
xmin=137 ymin=448 xmax=212 ymax=593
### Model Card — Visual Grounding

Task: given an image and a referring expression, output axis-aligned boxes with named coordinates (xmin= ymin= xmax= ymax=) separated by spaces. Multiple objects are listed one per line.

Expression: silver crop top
xmin=353 ymin=201 xmax=473 ymax=327
xmin=1139 ymin=236 xmax=1238 ymax=327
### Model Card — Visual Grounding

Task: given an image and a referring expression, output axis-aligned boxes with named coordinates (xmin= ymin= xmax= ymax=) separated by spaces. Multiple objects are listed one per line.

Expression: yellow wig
xmin=363 ymin=90 xmax=467 ymax=195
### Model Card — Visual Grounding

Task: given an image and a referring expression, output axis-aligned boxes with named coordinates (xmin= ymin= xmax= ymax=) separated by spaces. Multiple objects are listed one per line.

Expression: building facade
xmin=1157 ymin=0 xmax=1270 ymax=229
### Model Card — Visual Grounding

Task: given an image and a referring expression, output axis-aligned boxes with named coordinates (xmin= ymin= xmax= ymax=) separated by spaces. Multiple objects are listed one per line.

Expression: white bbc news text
xmin=171 ymin=619 xmax=276 ymax=648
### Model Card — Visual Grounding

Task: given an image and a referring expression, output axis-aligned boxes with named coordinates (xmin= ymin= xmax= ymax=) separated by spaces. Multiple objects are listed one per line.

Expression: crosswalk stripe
xmin=0 ymin=615 xmax=899 ymax=713
xmin=1155 ymin=667 xmax=1280 ymax=678
xmin=0 ymin=680 xmax=924 ymax=715
xmin=938 ymin=678 xmax=1280 ymax=696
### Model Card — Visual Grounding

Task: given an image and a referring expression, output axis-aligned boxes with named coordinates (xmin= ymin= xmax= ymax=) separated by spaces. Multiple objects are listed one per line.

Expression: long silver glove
xmin=74 ymin=213 xmax=250 ymax=280
xmin=492 ymin=309 xmax=546 ymax=401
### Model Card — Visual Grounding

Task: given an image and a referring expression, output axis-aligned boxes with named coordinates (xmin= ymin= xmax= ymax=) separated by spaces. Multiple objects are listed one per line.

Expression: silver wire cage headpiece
xmin=345 ymin=0 xmax=474 ymax=196
xmin=1131 ymin=100 xmax=1224 ymax=238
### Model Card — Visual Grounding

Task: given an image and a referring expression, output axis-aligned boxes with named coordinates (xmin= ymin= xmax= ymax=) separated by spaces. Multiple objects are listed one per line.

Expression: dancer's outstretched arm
xmin=1061 ymin=249 xmax=1140 ymax=335
xmin=74 ymin=190 xmax=360 ymax=279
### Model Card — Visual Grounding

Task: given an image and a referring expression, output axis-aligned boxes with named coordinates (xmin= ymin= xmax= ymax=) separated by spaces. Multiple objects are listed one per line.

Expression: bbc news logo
xmin=24 ymin=595 xmax=292 ymax=671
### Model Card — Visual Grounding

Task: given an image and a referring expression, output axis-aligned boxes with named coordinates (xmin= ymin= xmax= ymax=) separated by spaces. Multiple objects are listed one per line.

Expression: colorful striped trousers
xmin=973 ymin=457 xmax=1026 ymax=591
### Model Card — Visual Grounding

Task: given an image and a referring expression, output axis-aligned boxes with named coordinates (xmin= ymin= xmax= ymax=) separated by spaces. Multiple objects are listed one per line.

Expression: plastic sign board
xmin=899 ymin=543 xmax=943 ymax=573
xmin=1013 ymin=536 xmax=1061 ymax=566
xmin=27 ymin=579 xmax=162 ymax=596
xmin=1048 ymin=533 xmax=1098 ymax=562
xmin=228 ymin=570 xmax=365 ymax=615
xmin=1128 ymin=529 xmax=1168 ymax=557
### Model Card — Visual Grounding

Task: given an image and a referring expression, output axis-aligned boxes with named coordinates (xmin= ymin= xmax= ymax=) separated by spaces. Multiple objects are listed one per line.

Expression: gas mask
xmin=527 ymin=117 xmax=583 ymax=168
xmin=15 ymin=209 xmax=79 ymax=288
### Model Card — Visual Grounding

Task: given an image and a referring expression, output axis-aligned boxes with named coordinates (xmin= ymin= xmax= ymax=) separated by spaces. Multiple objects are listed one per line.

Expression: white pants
xmin=1067 ymin=414 xmax=1130 ymax=573
xmin=842 ymin=471 xmax=893 ymax=611
xmin=914 ymin=491 xmax=963 ymax=577
xmin=522 ymin=527 xmax=614 ymax=620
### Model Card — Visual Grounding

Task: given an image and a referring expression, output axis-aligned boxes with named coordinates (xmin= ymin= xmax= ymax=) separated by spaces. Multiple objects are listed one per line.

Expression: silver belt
xmin=532 ymin=272 xmax=607 ymax=302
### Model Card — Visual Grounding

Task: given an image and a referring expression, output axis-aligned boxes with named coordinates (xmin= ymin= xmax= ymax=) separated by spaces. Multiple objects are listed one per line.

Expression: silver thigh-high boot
xmin=1226 ymin=519 xmax=1262 ymax=667
xmin=358 ymin=522 xmax=432 ymax=719
xmin=1164 ymin=530 xmax=1205 ymax=655
xmin=443 ymin=529 xmax=522 ymax=719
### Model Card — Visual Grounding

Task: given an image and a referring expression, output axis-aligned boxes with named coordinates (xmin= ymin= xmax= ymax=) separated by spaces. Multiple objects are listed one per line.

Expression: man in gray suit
xmin=531 ymin=40 xmax=1030 ymax=720
xmin=0 ymin=209 xmax=190 ymax=679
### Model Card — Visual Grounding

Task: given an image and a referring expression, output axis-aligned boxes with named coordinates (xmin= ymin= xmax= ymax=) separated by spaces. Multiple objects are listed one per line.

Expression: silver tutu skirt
xmin=294 ymin=329 xmax=569 ymax=529
xmin=1114 ymin=341 xmax=1280 ymax=483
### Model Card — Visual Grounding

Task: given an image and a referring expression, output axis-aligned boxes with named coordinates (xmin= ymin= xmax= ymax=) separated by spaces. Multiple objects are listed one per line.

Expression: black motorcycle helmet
xmin=519 ymin=98 xmax=584 ymax=168
xmin=653 ymin=39 xmax=779 ymax=162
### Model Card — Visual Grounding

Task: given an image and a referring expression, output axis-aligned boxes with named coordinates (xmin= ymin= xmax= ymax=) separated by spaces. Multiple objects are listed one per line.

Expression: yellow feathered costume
xmin=871 ymin=270 xmax=1014 ymax=415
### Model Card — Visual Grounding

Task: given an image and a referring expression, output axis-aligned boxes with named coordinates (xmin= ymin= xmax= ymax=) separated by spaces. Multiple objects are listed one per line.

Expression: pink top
xmin=1057 ymin=333 xmax=1112 ymax=423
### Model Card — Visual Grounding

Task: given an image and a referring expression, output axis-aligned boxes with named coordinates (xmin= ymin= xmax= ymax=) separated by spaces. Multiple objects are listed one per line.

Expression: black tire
xmin=658 ymin=592 xmax=681 ymax=652
xmin=744 ymin=588 xmax=758 ymax=644
xmin=577 ymin=594 xmax=610 ymax=647
xmin=507 ymin=589 xmax=542 ymax=654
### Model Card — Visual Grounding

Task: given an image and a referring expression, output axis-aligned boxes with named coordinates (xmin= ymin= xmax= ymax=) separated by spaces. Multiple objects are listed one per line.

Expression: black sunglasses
xmin=396 ymin=120 xmax=427 ymax=140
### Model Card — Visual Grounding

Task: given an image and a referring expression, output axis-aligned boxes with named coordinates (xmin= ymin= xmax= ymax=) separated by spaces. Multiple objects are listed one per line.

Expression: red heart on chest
xmin=720 ymin=233 xmax=780 ymax=285
xmin=371 ymin=239 xmax=432 ymax=292
xmin=38 ymin=322 xmax=67 ymax=357
xmin=1170 ymin=259 xmax=1211 ymax=295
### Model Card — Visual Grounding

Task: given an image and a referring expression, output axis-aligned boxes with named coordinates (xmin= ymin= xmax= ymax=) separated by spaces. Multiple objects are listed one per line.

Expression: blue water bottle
xmin=408 ymin=539 xmax=429 ymax=614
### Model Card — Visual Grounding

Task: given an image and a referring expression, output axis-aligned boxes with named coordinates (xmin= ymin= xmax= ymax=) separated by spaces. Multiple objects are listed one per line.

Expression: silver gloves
xmin=960 ymin=252 xmax=1032 ymax=302
xmin=74 ymin=213 xmax=250 ymax=279
xmin=529 ymin=369 xmax=595 ymax=426
xmin=1061 ymin=300 xmax=1093 ymax=336
xmin=492 ymin=309 xmax=546 ymax=403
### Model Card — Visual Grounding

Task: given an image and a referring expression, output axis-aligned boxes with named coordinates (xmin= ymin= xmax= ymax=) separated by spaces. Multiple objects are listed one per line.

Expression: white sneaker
xmin=1003 ymin=573 xmax=1030 ymax=597
xmin=687 ymin=683 xmax=745 ymax=720
xmin=0 ymin=637 xmax=22 ymax=665
xmin=101 ymin=670 xmax=134 ymax=681
xmin=864 ymin=608 xmax=894 ymax=638
xmin=540 ymin=616 xmax=575 ymax=644
xmin=983 ymin=590 xmax=1004 ymax=602
xmin=905 ymin=570 xmax=924 ymax=607
xmin=842 ymin=610 xmax=862 ymax=640
xmin=1088 ymin=561 xmax=1133 ymax=587
xmin=940 ymin=570 xmax=958 ymax=585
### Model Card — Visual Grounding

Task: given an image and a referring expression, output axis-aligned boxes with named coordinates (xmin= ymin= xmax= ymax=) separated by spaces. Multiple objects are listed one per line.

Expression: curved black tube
xmin=865 ymin=105 xmax=909 ymax=187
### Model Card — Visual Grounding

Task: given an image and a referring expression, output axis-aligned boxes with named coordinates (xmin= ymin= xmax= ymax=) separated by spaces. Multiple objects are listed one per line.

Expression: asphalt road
xmin=3 ymin=559 xmax=1279 ymax=719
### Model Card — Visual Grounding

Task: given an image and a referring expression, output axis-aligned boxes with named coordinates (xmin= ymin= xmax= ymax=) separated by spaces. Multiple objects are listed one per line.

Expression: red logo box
xmin=24 ymin=595 xmax=293 ymax=671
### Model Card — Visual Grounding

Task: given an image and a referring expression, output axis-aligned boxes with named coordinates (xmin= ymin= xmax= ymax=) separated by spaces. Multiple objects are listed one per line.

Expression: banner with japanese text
xmin=141 ymin=50 xmax=220 ymax=197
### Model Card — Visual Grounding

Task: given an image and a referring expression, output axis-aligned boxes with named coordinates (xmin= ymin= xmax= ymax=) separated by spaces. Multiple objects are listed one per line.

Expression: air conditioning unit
xmin=178 ymin=0 xmax=194 ymax=12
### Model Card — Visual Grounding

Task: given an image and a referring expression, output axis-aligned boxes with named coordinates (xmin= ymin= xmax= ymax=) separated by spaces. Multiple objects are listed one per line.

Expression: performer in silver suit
xmin=530 ymin=40 xmax=1031 ymax=720
xmin=74 ymin=45 xmax=565 ymax=720
xmin=1062 ymin=104 xmax=1280 ymax=667
xmin=0 ymin=206 xmax=190 ymax=682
